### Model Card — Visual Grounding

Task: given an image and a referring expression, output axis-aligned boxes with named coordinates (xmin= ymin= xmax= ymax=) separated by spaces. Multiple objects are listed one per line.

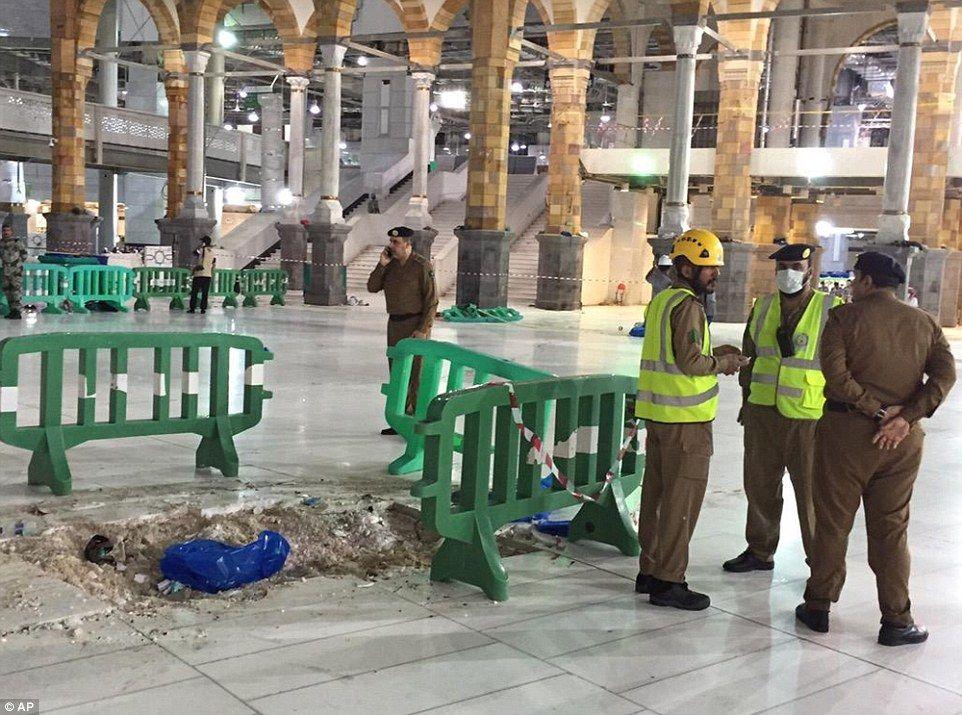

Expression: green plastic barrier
xmin=382 ymin=339 xmax=552 ymax=476
xmin=67 ymin=265 xmax=135 ymax=313
xmin=0 ymin=264 xmax=71 ymax=316
xmin=412 ymin=374 xmax=643 ymax=601
xmin=0 ymin=332 xmax=274 ymax=496
xmin=441 ymin=304 xmax=523 ymax=323
xmin=241 ymin=269 xmax=287 ymax=307
xmin=133 ymin=267 xmax=191 ymax=311
xmin=210 ymin=269 xmax=243 ymax=308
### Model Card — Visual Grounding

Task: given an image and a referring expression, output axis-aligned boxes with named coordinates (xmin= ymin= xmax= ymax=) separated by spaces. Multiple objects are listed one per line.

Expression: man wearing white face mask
xmin=723 ymin=244 xmax=842 ymax=573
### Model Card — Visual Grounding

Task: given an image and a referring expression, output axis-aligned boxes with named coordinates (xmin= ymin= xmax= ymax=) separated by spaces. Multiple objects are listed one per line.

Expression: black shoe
xmin=878 ymin=623 xmax=928 ymax=647
xmin=200 ymin=309 xmax=206 ymax=314
xmin=723 ymin=549 xmax=774 ymax=573
xmin=649 ymin=579 xmax=710 ymax=611
xmin=5 ymin=309 xmax=21 ymax=320
xmin=380 ymin=427 xmax=398 ymax=436
xmin=187 ymin=309 xmax=196 ymax=314
xmin=635 ymin=572 xmax=652 ymax=594
xmin=795 ymin=603 xmax=829 ymax=633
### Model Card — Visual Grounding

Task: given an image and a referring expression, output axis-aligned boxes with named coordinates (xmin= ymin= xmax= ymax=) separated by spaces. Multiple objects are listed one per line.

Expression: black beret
xmin=854 ymin=251 xmax=907 ymax=284
xmin=769 ymin=244 xmax=816 ymax=261
xmin=388 ymin=226 xmax=414 ymax=239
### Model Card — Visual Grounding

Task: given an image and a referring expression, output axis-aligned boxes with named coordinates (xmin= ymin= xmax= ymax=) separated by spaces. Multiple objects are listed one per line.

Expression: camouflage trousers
xmin=2 ymin=271 xmax=22 ymax=312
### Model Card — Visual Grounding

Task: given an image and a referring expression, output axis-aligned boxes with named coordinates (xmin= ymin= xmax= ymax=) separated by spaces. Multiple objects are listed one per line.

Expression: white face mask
xmin=776 ymin=269 xmax=807 ymax=295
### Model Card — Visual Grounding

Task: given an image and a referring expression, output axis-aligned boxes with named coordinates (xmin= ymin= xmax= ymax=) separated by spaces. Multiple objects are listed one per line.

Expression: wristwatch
xmin=874 ymin=407 xmax=889 ymax=424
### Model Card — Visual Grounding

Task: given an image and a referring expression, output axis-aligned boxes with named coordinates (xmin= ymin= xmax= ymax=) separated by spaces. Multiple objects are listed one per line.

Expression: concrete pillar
xmin=798 ymin=16 xmax=828 ymax=147
xmin=908 ymin=48 xmax=961 ymax=246
xmin=206 ymin=51 xmax=225 ymax=126
xmin=455 ymin=0 xmax=518 ymax=308
xmin=278 ymin=76 xmax=310 ymax=290
xmin=286 ymin=76 xmax=310 ymax=210
xmin=259 ymin=93 xmax=284 ymax=211
xmin=0 ymin=162 xmax=25 ymax=205
xmin=658 ymin=24 xmax=704 ymax=239
xmin=96 ymin=0 xmax=119 ymax=108
xmin=609 ymin=188 xmax=653 ymax=305
xmin=713 ymin=59 xmax=765 ymax=241
xmin=766 ymin=0 xmax=802 ymax=148
xmin=313 ymin=44 xmax=347 ymax=224
xmin=877 ymin=9 xmax=930 ymax=244
xmin=406 ymin=70 xmax=435 ymax=229
xmin=181 ymin=50 xmax=211 ymax=219
xmin=98 ymin=171 xmax=117 ymax=252
xmin=615 ymin=82 xmax=641 ymax=148
xmin=545 ymin=64 xmax=590 ymax=234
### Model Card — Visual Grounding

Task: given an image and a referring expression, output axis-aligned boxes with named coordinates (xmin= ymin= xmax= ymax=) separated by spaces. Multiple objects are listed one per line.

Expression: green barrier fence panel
xmin=0 ymin=332 xmax=274 ymax=496
xmin=441 ymin=304 xmax=523 ymax=323
xmin=0 ymin=264 xmax=71 ymax=316
xmin=381 ymin=339 xmax=553 ymax=476
xmin=241 ymin=269 xmax=288 ymax=307
xmin=210 ymin=269 xmax=243 ymax=308
xmin=133 ymin=267 xmax=191 ymax=311
xmin=67 ymin=265 xmax=135 ymax=314
xmin=412 ymin=374 xmax=643 ymax=601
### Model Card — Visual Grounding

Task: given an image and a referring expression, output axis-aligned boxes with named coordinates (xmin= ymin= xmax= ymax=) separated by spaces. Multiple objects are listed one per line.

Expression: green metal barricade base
xmin=441 ymin=305 xmax=523 ymax=323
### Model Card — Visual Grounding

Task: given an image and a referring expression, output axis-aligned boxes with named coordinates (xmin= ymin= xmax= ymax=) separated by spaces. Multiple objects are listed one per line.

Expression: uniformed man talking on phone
xmin=367 ymin=226 xmax=438 ymax=434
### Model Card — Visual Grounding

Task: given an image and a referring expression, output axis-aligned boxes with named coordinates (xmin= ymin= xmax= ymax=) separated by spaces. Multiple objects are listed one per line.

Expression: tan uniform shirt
xmin=820 ymin=290 xmax=956 ymax=423
xmin=739 ymin=286 xmax=815 ymax=401
xmin=668 ymin=281 xmax=718 ymax=378
xmin=195 ymin=246 xmax=215 ymax=278
xmin=367 ymin=252 xmax=439 ymax=334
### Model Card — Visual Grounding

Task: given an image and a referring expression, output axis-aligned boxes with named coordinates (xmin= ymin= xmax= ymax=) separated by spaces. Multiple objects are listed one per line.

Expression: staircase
xmin=508 ymin=211 xmax=546 ymax=305
xmin=346 ymin=245 xmax=385 ymax=297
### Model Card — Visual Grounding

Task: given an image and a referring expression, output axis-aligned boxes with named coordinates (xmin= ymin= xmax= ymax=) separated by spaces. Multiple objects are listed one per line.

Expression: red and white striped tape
xmin=499 ymin=381 xmax=641 ymax=504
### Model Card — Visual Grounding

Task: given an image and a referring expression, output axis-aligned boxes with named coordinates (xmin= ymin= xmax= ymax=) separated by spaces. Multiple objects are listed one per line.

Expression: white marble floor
xmin=1 ymin=300 xmax=961 ymax=714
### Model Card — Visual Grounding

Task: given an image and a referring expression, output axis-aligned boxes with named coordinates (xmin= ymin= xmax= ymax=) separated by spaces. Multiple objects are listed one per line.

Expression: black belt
xmin=389 ymin=313 xmax=421 ymax=321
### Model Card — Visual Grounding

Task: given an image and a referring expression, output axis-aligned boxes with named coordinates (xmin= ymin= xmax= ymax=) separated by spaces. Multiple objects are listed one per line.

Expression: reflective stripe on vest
xmin=635 ymin=287 xmax=719 ymax=423
xmin=747 ymin=290 xmax=839 ymax=420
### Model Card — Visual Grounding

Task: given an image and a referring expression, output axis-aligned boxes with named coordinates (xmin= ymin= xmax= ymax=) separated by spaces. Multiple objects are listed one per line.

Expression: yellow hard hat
xmin=670 ymin=228 xmax=724 ymax=267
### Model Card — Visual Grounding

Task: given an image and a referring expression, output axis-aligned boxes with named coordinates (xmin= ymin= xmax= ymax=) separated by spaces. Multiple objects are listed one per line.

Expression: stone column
xmin=278 ymin=76 xmax=310 ymax=290
xmin=752 ymin=195 xmax=793 ymax=243
xmin=658 ymin=24 xmax=704 ymax=239
xmin=406 ymin=70 xmax=435 ymax=231
xmin=798 ymin=15 xmax=828 ymax=147
xmin=259 ymin=93 xmax=284 ymax=211
xmin=766 ymin=0 xmax=802 ymax=148
xmin=615 ymin=81 xmax=640 ymax=148
xmin=96 ymin=6 xmax=119 ymax=254
xmin=206 ymin=51 xmax=225 ymax=126
xmin=908 ymin=50 xmax=961 ymax=246
xmin=157 ymin=50 xmax=215 ymax=267
xmin=314 ymin=44 xmax=347 ymax=224
xmin=164 ymin=70 xmax=188 ymax=218
xmin=712 ymin=58 xmax=765 ymax=241
xmin=877 ymin=9 xmax=930 ymax=244
xmin=536 ymin=61 xmax=591 ymax=310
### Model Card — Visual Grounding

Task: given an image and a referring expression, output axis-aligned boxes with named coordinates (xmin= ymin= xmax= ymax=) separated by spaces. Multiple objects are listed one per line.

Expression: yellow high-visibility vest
xmin=635 ymin=287 xmax=719 ymax=423
xmin=747 ymin=290 xmax=841 ymax=419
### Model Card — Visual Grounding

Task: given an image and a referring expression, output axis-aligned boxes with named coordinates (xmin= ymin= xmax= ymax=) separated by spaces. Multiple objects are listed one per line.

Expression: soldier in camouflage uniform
xmin=1 ymin=219 xmax=27 ymax=320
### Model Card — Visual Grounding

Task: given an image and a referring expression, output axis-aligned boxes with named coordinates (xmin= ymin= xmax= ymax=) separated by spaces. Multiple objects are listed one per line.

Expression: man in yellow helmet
xmin=634 ymin=229 xmax=749 ymax=610
xmin=723 ymin=244 xmax=842 ymax=574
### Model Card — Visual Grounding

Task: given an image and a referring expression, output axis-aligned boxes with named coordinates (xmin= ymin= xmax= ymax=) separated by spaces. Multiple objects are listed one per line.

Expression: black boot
xmin=380 ymin=427 xmax=398 ymax=436
xmin=723 ymin=549 xmax=774 ymax=573
xmin=649 ymin=579 xmax=710 ymax=610
xmin=795 ymin=603 xmax=829 ymax=633
xmin=878 ymin=623 xmax=928 ymax=647
xmin=5 ymin=308 xmax=21 ymax=320
xmin=635 ymin=572 xmax=652 ymax=594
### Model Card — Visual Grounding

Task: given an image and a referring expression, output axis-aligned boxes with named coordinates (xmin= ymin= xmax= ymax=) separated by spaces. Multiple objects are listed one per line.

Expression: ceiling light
xmin=511 ymin=142 xmax=520 ymax=152
xmin=464 ymin=132 xmax=471 ymax=140
xmin=217 ymin=29 xmax=238 ymax=49
xmin=224 ymin=186 xmax=246 ymax=204
xmin=223 ymin=123 xmax=234 ymax=131
xmin=429 ymin=102 xmax=439 ymax=112
xmin=438 ymin=89 xmax=467 ymax=111
xmin=339 ymin=141 xmax=348 ymax=150
xmin=600 ymin=114 xmax=611 ymax=123
xmin=815 ymin=220 xmax=835 ymax=238
xmin=277 ymin=188 xmax=294 ymax=206
xmin=511 ymin=81 xmax=524 ymax=93
xmin=247 ymin=111 xmax=259 ymax=122
xmin=239 ymin=90 xmax=248 ymax=99
xmin=309 ymin=102 xmax=320 ymax=115
xmin=357 ymin=56 xmax=369 ymax=66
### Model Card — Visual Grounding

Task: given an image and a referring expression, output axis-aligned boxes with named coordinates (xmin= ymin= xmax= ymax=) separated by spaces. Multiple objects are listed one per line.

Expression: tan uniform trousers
xmin=743 ymin=404 xmax=817 ymax=562
xmin=804 ymin=411 xmax=924 ymax=627
xmin=387 ymin=315 xmax=430 ymax=414
xmin=638 ymin=421 xmax=712 ymax=583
